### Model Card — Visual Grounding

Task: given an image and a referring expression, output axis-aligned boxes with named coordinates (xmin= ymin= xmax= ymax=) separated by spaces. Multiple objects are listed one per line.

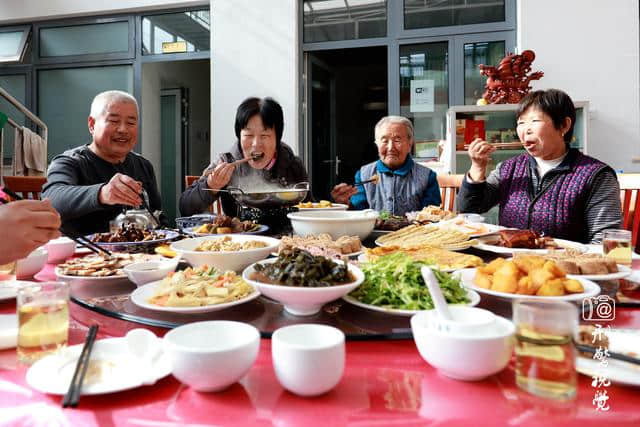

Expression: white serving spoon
xmin=421 ymin=266 xmax=496 ymax=336
xmin=125 ymin=328 xmax=161 ymax=385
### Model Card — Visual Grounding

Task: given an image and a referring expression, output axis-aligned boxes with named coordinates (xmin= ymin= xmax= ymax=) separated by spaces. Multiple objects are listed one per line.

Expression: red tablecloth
xmin=1 ymin=261 xmax=639 ymax=426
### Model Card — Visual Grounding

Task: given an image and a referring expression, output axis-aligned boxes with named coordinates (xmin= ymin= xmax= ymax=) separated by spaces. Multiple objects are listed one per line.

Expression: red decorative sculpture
xmin=478 ymin=50 xmax=544 ymax=104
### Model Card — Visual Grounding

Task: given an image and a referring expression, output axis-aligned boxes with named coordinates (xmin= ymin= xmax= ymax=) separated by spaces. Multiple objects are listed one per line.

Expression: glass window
xmin=304 ymin=0 xmax=386 ymax=43
xmin=0 ymin=27 xmax=30 ymax=63
xmin=142 ymin=10 xmax=210 ymax=54
xmin=0 ymin=74 xmax=27 ymax=164
xmin=464 ymin=40 xmax=504 ymax=105
xmin=404 ymin=0 xmax=505 ymax=30
xmin=38 ymin=65 xmax=133 ymax=161
xmin=400 ymin=42 xmax=448 ymax=156
xmin=39 ymin=22 xmax=129 ymax=57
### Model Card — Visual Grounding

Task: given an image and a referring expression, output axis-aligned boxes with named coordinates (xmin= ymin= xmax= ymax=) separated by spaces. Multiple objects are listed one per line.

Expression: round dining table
xmin=1 ymin=254 xmax=639 ymax=426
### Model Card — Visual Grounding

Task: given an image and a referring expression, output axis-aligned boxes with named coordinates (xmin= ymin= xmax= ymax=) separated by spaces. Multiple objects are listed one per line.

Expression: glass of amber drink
xmin=17 ymin=282 xmax=70 ymax=364
xmin=603 ymin=229 xmax=632 ymax=267
xmin=513 ymin=300 xmax=578 ymax=400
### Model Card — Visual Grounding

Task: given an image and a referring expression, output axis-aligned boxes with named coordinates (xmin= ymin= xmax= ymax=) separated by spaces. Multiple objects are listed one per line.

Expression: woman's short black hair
xmin=516 ymin=89 xmax=576 ymax=144
xmin=234 ymin=97 xmax=284 ymax=145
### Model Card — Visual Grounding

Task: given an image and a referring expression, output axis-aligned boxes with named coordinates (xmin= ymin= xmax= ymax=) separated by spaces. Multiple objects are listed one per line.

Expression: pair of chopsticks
xmin=462 ymin=141 xmax=524 ymax=149
xmin=62 ymin=324 xmax=99 ymax=408
xmin=229 ymin=153 xmax=264 ymax=167
xmin=0 ymin=188 xmax=112 ymax=258
xmin=355 ymin=175 xmax=379 ymax=186
xmin=575 ymin=342 xmax=640 ymax=366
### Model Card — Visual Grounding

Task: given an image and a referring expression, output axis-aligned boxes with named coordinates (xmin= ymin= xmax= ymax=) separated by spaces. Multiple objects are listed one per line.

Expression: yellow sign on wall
xmin=162 ymin=41 xmax=187 ymax=53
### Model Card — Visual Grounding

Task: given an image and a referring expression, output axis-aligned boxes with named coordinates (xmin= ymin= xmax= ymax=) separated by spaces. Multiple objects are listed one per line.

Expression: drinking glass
xmin=513 ymin=300 xmax=578 ymax=400
xmin=17 ymin=281 xmax=70 ymax=364
xmin=602 ymin=229 xmax=632 ymax=266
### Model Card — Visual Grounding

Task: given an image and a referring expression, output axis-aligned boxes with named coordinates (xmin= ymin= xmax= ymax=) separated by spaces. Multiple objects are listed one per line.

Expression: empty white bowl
xmin=123 ymin=258 xmax=179 ymax=286
xmin=272 ymin=324 xmax=345 ymax=396
xmin=287 ymin=210 xmax=378 ymax=240
xmin=243 ymin=259 xmax=364 ymax=316
xmin=410 ymin=307 xmax=516 ymax=381
xmin=45 ymin=237 xmax=76 ymax=264
xmin=163 ymin=320 xmax=260 ymax=392
xmin=170 ymin=235 xmax=279 ymax=271
xmin=16 ymin=247 xmax=48 ymax=278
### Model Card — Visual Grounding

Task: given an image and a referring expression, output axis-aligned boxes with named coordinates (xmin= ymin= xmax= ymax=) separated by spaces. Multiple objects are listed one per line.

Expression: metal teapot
xmin=112 ymin=209 xmax=158 ymax=231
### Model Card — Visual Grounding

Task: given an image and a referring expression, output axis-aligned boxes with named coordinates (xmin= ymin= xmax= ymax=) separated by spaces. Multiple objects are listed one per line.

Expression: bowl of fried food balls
xmin=459 ymin=255 xmax=600 ymax=301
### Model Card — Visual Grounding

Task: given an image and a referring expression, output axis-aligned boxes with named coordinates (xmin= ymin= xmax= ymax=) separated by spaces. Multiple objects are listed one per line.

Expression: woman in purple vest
xmin=457 ymin=89 xmax=622 ymax=243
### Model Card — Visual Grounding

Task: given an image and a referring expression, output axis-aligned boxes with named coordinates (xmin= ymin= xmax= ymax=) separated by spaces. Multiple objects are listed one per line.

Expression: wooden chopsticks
xmin=355 ymin=175 xmax=379 ymax=186
xmin=462 ymin=141 xmax=524 ymax=149
xmin=62 ymin=324 xmax=99 ymax=408
xmin=0 ymin=187 xmax=112 ymax=258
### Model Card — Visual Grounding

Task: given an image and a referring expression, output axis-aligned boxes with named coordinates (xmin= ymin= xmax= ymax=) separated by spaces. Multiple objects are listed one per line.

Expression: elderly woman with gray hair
xmin=331 ymin=115 xmax=441 ymax=216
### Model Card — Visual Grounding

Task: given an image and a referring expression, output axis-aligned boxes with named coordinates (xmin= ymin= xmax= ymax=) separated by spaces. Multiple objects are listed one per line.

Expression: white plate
xmin=0 ymin=314 xmax=18 ymax=350
xmin=475 ymin=236 xmax=588 ymax=255
xmin=183 ymin=224 xmax=269 ymax=236
xmin=130 ymin=280 xmax=260 ymax=313
xmin=0 ymin=280 xmax=37 ymax=301
xmin=342 ymin=288 xmax=481 ymax=317
xmin=458 ymin=268 xmax=600 ymax=301
xmin=295 ymin=203 xmax=349 ymax=210
xmin=54 ymin=268 xmax=129 ymax=284
xmin=577 ymin=357 xmax=640 ymax=387
xmin=567 ymin=264 xmax=632 ymax=281
xmin=26 ymin=337 xmax=171 ymax=395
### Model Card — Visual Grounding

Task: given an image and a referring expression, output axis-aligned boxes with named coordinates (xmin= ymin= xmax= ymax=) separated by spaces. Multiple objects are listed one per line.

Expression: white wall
xmin=518 ymin=0 xmax=640 ymax=173
xmin=0 ymin=0 xmax=206 ymax=24
xmin=210 ymin=0 xmax=299 ymax=159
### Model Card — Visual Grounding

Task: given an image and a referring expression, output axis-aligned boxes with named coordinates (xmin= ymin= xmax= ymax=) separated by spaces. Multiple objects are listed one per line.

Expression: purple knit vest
xmin=498 ymin=151 xmax=607 ymax=242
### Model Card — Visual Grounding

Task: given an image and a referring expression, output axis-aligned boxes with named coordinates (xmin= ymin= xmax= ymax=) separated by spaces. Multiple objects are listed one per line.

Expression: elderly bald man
xmin=43 ymin=90 xmax=164 ymax=235
xmin=331 ymin=116 xmax=441 ymax=216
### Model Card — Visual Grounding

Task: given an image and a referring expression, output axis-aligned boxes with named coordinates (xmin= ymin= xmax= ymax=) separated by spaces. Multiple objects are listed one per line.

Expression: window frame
xmin=0 ymin=25 xmax=31 ymax=64
xmin=33 ymin=16 xmax=135 ymax=65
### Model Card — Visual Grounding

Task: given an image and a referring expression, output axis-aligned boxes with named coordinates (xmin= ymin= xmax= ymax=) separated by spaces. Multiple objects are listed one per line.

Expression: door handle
xmin=322 ymin=156 xmax=341 ymax=175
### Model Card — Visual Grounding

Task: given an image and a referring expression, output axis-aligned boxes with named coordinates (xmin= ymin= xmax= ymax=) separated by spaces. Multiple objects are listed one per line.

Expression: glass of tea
xmin=602 ymin=229 xmax=632 ymax=266
xmin=513 ymin=300 xmax=578 ymax=400
xmin=16 ymin=281 xmax=70 ymax=364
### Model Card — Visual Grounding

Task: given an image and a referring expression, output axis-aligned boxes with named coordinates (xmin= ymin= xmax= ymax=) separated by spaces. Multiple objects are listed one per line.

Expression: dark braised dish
xmin=194 ymin=214 xmax=260 ymax=234
xmin=91 ymin=224 xmax=164 ymax=243
xmin=250 ymin=248 xmax=354 ymax=287
xmin=374 ymin=211 xmax=411 ymax=231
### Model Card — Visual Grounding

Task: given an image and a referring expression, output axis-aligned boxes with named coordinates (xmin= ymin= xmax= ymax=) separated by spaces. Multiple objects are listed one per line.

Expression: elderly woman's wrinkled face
xmin=240 ymin=114 xmax=277 ymax=169
xmin=517 ymin=107 xmax=570 ymax=161
xmin=376 ymin=123 xmax=413 ymax=169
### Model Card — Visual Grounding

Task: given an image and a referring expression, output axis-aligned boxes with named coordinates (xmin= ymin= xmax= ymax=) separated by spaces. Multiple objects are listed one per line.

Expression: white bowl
xmin=163 ymin=320 xmax=260 ymax=392
xmin=410 ymin=307 xmax=516 ymax=381
xmin=16 ymin=247 xmax=48 ymax=278
xmin=45 ymin=237 xmax=77 ymax=264
xmin=287 ymin=210 xmax=378 ymax=240
xmin=170 ymin=235 xmax=279 ymax=272
xmin=243 ymin=259 xmax=364 ymax=316
xmin=123 ymin=259 xmax=179 ymax=287
xmin=272 ymin=324 xmax=345 ymax=396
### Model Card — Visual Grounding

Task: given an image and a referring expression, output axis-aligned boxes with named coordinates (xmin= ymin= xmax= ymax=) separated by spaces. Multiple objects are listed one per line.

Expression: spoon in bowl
xmin=421 ymin=266 xmax=496 ymax=336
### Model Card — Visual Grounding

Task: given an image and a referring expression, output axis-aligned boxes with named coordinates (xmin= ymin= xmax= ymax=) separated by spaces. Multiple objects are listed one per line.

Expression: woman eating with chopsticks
xmin=457 ymin=89 xmax=622 ymax=243
xmin=179 ymin=97 xmax=310 ymax=231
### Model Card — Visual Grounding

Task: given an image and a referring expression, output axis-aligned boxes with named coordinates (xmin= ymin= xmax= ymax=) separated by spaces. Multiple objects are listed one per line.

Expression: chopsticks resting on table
xmin=0 ymin=188 xmax=112 ymax=257
xmin=575 ymin=343 xmax=640 ymax=366
xmin=62 ymin=324 xmax=99 ymax=408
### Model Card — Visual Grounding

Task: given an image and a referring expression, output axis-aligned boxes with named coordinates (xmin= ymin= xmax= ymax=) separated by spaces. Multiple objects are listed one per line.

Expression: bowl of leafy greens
xmin=343 ymin=252 xmax=480 ymax=316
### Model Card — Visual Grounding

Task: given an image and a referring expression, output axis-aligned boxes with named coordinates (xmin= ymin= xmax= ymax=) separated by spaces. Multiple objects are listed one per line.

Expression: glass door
xmin=399 ymin=41 xmax=449 ymax=161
